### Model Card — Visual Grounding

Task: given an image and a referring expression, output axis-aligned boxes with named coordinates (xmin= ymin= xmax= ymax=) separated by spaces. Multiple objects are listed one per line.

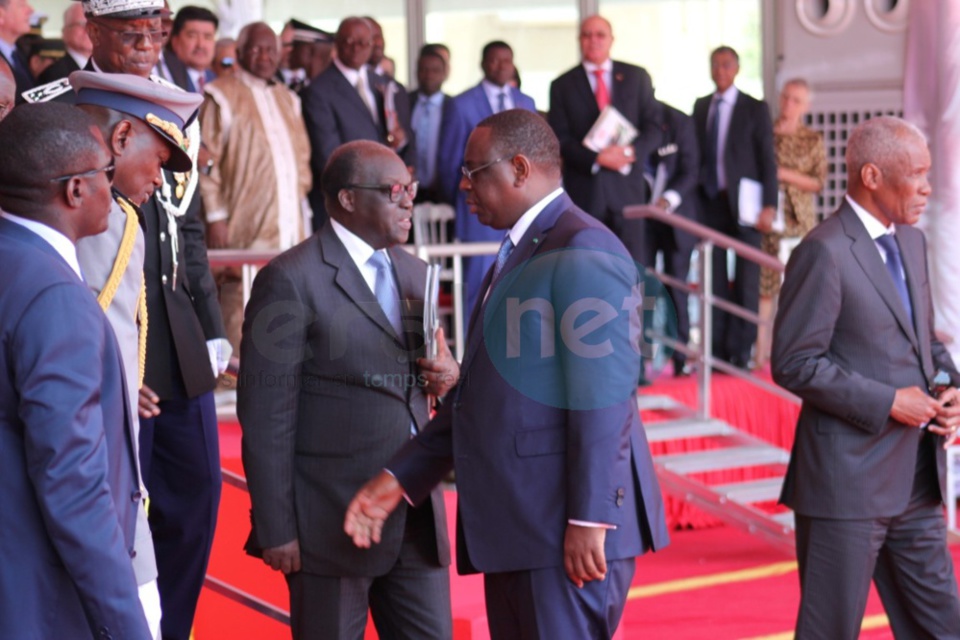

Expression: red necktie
xmin=594 ymin=69 xmax=610 ymax=111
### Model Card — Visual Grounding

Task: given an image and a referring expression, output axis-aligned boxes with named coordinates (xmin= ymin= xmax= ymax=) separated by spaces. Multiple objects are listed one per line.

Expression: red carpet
xmin=195 ymin=378 xmax=959 ymax=638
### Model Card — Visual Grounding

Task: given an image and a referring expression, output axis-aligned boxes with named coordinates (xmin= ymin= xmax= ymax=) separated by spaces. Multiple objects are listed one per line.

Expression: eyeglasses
xmin=461 ymin=157 xmax=505 ymax=182
xmin=50 ymin=159 xmax=116 ymax=184
xmin=346 ymin=181 xmax=419 ymax=203
xmin=92 ymin=19 xmax=168 ymax=47
xmin=245 ymin=45 xmax=279 ymax=60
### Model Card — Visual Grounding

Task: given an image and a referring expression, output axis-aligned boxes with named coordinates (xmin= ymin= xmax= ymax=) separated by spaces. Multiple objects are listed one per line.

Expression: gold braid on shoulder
xmin=97 ymin=195 xmax=149 ymax=387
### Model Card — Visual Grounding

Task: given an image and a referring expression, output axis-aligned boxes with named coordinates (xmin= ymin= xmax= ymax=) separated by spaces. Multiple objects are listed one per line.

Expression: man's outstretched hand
xmin=344 ymin=471 xmax=404 ymax=548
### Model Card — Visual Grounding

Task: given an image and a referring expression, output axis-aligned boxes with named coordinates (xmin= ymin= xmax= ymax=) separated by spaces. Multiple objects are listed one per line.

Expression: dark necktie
xmin=497 ymin=91 xmax=507 ymax=113
xmin=492 ymin=235 xmax=515 ymax=281
xmin=415 ymin=99 xmax=435 ymax=187
xmin=368 ymin=250 xmax=403 ymax=335
xmin=703 ymin=94 xmax=722 ymax=198
xmin=593 ymin=69 xmax=610 ymax=111
xmin=875 ymin=233 xmax=913 ymax=323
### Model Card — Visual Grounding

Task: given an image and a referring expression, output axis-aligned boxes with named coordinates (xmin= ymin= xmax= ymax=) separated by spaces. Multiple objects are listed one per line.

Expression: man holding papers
xmin=238 ymin=140 xmax=458 ymax=639
xmin=693 ymin=45 xmax=778 ymax=369
xmin=548 ymin=15 xmax=659 ymax=260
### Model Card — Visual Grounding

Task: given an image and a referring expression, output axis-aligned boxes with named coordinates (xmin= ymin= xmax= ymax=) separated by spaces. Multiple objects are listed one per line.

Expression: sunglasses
xmin=346 ymin=181 xmax=419 ymax=203
xmin=50 ymin=159 xmax=116 ymax=185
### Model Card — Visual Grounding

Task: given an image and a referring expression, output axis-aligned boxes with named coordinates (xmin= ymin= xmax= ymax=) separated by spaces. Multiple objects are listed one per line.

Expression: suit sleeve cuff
xmin=384 ymin=468 xmax=414 ymax=506
xmin=206 ymin=207 xmax=229 ymax=223
xmin=568 ymin=519 xmax=617 ymax=530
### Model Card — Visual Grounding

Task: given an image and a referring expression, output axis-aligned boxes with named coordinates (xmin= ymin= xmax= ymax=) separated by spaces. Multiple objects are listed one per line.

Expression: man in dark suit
xmin=302 ymin=16 xmax=416 ymax=231
xmin=548 ymin=15 xmax=658 ymax=255
xmin=26 ymin=2 xmax=229 ymax=637
xmin=436 ymin=40 xmax=536 ymax=316
xmin=623 ymin=99 xmax=700 ymax=377
xmin=346 ymin=110 xmax=669 ymax=639
xmin=239 ymin=140 xmax=457 ymax=639
xmin=157 ymin=5 xmax=217 ymax=93
xmin=693 ymin=45 xmax=777 ymax=368
xmin=772 ymin=116 xmax=960 ymax=639
xmin=0 ymin=0 xmax=33 ymax=102
xmin=37 ymin=2 xmax=91 ymax=84
xmin=0 ymin=101 xmax=152 ymax=640
xmin=408 ymin=44 xmax=453 ymax=205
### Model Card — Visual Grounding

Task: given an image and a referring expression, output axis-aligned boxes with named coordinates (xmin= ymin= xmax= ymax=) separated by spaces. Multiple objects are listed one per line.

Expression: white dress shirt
xmin=708 ymin=84 xmax=739 ymax=191
xmin=330 ymin=217 xmax=384 ymax=294
xmin=481 ymin=79 xmax=513 ymax=113
xmin=846 ymin=194 xmax=901 ymax=269
xmin=334 ymin=58 xmax=379 ymax=123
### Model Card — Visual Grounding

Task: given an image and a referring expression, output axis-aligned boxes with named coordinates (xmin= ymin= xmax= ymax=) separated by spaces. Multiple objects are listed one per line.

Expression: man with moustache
xmin=0 ymin=101 xmax=151 ymax=639
xmin=157 ymin=5 xmax=216 ymax=93
xmin=346 ymin=110 xmax=668 ymax=640
xmin=27 ymin=2 xmax=228 ymax=637
xmin=773 ymin=116 xmax=960 ymax=638
xmin=239 ymin=140 xmax=456 ymax=639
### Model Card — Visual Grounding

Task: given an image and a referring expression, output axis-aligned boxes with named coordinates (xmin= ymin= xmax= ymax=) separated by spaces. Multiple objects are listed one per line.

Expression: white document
xmin=582 ymin=105 xmax=638 ymax=152
xmin=423 ymin=263 xmax=442 ymax=359
xmin=738 ymin=178 xmax=784 ymax=233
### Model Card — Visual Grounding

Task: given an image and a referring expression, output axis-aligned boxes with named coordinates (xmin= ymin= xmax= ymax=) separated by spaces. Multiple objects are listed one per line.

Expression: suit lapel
xmin=459 ymin=194 xmax=567 ymax=372
xmin=841 ymin=206 xmax=921 ymax=353
xmin=572 ymin=67 xmax=599 ymax=120
xmin=319 ymin=225 xmax=402 ymax=343
xmin=898 ymin=228 xmax=934 ymax=378
xmin=333 ymin=66 xmax=378 ymax=128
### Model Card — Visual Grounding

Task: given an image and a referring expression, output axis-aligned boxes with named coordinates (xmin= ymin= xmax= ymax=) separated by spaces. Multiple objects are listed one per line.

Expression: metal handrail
xmin=623 ymin=204 xmax=801 ymax=417
xmin=208 ymin=242 xmax=500 ymax=362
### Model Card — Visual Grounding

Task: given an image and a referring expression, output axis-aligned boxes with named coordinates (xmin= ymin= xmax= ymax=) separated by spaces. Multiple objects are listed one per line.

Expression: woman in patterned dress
xmin=756 ymin=78 xmax=826 ymax=367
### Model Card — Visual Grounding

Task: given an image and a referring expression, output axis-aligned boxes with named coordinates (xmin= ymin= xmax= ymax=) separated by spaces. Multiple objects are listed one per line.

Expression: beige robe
xmin=199 ymin=68 xmax=312 ymax=250
xmin=199 ymin=68 xmax=313 ymax=352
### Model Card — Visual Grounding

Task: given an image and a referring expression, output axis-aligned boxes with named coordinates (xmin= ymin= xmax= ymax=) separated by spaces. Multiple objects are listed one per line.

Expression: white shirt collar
xmin=334 ymin=57 xmax=365 ymax=86
xmin=582 ymin=59 xmax=612 ymax=74
xmin=845 ymin=194 xmax=895 ymax=240
xmin=481 ymin=79 xmax=509 ymax=100
xmin=1 ymin=211 xmax=83 ymax=279
xmin=0 ymin=38 xmax=16 ymax=65
xmin=506 ymin=187 xmax=564 ymax=246
xmin=714 ymin=84 xmax=739 ymax=105
xmin=66 ymin=47 xmax=89 ymax=69
xmin=418 ymin=91 xmax=444 ymax=107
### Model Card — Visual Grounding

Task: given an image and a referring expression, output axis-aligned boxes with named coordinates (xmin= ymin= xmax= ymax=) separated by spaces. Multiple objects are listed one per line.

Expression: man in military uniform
xmin=26 ymin=2 xmax=227 ymax=638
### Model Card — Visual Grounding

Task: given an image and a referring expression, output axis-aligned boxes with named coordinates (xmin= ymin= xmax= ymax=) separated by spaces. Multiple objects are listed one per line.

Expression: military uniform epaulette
xmin=22 ymin=78 xmax=72 ymax=103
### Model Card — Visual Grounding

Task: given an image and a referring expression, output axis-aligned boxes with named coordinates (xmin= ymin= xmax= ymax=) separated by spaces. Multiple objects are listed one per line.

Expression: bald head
xmin=478 ymin=109 xmax=562 ymax=176
xmin=336 ymin=17 xmax=373 ymax=70
xmin=321 ymin=140 xmax=393 ymax=212
xmin=0 ymin=58 xmax=14 ymax=123
xmin=579 ymin=15 xmax=613 ymax=65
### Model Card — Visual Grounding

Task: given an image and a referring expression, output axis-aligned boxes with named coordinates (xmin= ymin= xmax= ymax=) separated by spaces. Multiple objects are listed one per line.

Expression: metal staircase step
xmin=636 ymin=394 xmax=687 ymax=412
xmin=655 ymin=445 xmax=790 ymax=474
xmin=713 ymin=477 xmax=785 ymax=504
xmin=644 ymin=417 xmax=732 ymax=442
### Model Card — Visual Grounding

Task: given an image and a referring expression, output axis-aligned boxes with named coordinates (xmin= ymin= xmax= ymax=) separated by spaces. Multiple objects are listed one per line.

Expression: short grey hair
xmin=846 ymin=116 xmax=927 ymax=179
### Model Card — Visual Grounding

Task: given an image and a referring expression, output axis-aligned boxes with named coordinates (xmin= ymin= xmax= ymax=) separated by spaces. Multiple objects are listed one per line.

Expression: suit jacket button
xmin=616 ymin=488 xmax=625 ymax=497
xmin=131 ymin=490 xmax=142 ymax=502
xmin=99 ymin=627 xmax=112 ymax=639
xmin=129 ymin=548 xmax=137 ymax=558
xmin=616 ymin=497 xmax=624 ymax=507
xmin=162 ymin=274 xmax=168 ymax=285
xmin=397 ymin=355 xmax=407 ymax=364
xmin=160 ymin=231 xmax=166 ymax=242
xmin=454 ymin=401 xmax=462 ymax=409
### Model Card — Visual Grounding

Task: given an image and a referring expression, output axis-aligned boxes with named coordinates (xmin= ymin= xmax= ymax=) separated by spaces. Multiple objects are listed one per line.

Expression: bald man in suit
xmin=773 ymin=116 xmax=960 ymax=639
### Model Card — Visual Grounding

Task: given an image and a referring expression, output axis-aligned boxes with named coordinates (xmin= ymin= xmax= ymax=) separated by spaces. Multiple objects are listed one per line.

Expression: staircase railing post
xmin=698 ymin=241 xmax=713 ymax=421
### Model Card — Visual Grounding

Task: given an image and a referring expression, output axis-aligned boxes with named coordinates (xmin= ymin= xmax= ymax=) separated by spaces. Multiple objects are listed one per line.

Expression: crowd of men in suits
xmin=3 ymin=2 xmax=960 ymax=639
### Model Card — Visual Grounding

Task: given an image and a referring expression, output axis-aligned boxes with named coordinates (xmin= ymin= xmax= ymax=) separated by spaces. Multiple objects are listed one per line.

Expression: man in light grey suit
xmin=772 ymin=116 xmax=960 ymax=639
xmin=239 ymin=140 xmax=458 ymax=639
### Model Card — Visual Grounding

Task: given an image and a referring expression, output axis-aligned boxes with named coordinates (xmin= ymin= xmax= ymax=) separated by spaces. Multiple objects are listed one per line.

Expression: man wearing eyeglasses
xmin=37 ymin=2 xmax=93 ymax=84
xmin=0 ymin=101 xmax=153 ymax=640
xmin=198 ymin=21 xmax=312 ymax=359
xmin=25 ymin=3 xmax=228 ymax=638
xmin=239 ymin=140 xmax=458 ymax=640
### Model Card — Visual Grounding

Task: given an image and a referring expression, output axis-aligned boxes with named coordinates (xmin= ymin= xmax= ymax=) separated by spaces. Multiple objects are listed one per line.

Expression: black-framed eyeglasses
xmin=50 ymin=159 xmax=116 ymax=184
xmin=92 ymin=19 xmax=168 ymax=47
xmin=461 ymin=157 xmax=505 ymax=182
xmin=346 ymin=181 xmax=419 ymax=203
